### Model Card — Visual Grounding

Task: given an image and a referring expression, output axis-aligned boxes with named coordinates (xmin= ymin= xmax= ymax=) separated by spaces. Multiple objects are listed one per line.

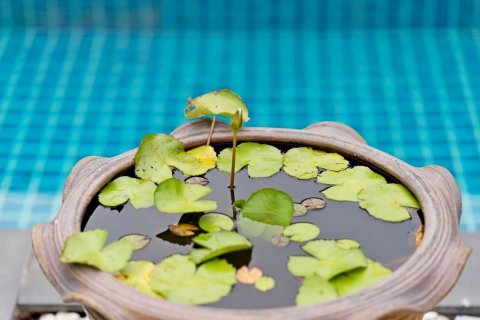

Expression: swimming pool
xmin=1 ymin=0 xmax=479 ymax=230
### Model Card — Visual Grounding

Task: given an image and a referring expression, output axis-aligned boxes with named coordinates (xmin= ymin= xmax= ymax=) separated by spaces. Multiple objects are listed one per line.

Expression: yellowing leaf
xmin=189 ymin=231 xmax=252 ymax=264
xmin=254 ymin=276 xmax=275 ymax=292
xmin=317 ymin=166 xmax=387 ymax=201
xmin=283 ymin=223 xmax=320 ymax=242
xmin=98 ymin=176 xmax=156 ymax=209
xmin=240 ymin=188 xmax=294 ymax=227
xmin=60 ymin=229 xmax=133 ymax=273
xmin=186 ymin=145 xmax=217 ymax=171
xmin=217 ymin=143 xmax=283 ymax=178
xmin=116 ymin=261 xmax=160 ymax=297
xmin=301 ymin=197 xmax=326 ymax=211
xmin=154 ymin=178 xmax=217 ymax=214
xmin=150 ymin=254 xmax=236 ymax=305
xmin=168 ymin=223 xmax=200 ymax=237
xmin=119 ymin=234 xmax=151 ymax=251
xmin=295 ymin=275 xmax=338 ymax=306
xmin=358 ymin=183 xmax=420 ymax=222
xmin=236 ymin=266 xmax=263 ymax=284
xmin=185 ymin=89 xmax=250 ymax=122
xmin=284 ymin=147 xmax=349 ymax=179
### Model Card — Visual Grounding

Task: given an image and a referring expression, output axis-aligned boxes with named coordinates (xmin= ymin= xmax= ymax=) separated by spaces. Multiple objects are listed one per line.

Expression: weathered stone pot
xmin=32 ymin=120 xmax=471 ymax=320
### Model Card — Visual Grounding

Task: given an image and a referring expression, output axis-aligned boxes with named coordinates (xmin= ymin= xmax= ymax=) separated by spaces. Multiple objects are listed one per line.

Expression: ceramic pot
xmin=32 ymin=119 xmax=471 ymax=320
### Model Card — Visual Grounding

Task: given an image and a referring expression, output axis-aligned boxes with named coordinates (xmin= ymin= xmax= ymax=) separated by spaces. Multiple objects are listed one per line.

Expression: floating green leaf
xmin=295 ymin=275 xmax=338 ymax=306
xmin=119 ymin=234 xmax=151 ymax=251
xmin=60 ymin=229 xmax=133 ymax=273
xmin=237 ymin=213 xmax=285 ymax=241
xmin=116 ymin=261 xmax=159 ymax=297
xmin=189 ymin=231 xmax=252 ymax=264
xmin=283 ymin=147 xmax=349 ymax=179
xmin=186 ymin=145 xmax=217 ymax=172
xmin=288 ymin=239 xmax=367 ymax=280
xmin=239 ymin=188 xmax=294 ymax=227
xmin=283 ymin=223 xmax=320 ymax=242
xmin=185 ymin=89 xmax=250 ymax=122
xmin=150 ymin=254 xmax=236 ymax=305
xmin=217 ymin=143 xmax=283 ymax=178
xmin=331 ymin=259 xmax=392 ymax=297
xmin=255 ymin=276 xmax=276 ymax=292
xmin=154 ymin=178 xmax=217 ymax=214
xmin=317 ymin=166 xmax=387 ymax=201
xmin=358 ymin=183 xmax=420 ymax=222
xmin=135 ymin=134 xmax=211 ymax=183
xmin=98 ymin=176 xmax=156 ymax=209
xmin=199 ymin=213 xmax=234 ymax=232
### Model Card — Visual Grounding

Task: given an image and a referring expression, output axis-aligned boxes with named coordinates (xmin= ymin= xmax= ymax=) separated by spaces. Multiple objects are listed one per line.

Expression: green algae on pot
xmin=33 ymin=92 xmax=470 ymax=320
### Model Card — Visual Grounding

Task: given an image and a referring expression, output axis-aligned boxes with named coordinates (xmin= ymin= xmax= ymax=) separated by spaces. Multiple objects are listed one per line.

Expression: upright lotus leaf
xmin=98 ymin=176 xmax=156 ymax=209
xmin=189 ymin=231 xmax=252 ymax=264
xmin=283 ymin=223 xmax=320 ymax=242
xmin=199 ymin=213 xmax=234 ymax=232
xmin=295 ymin=275 xmax=338 ymax=306
xmin=60 ymin=229 xmax=134 ymax=273
xmin=135 ymin=134 xmax=211 ymax=183
xmin=283 ymin=147 xmax=349 ymax=179
xmin=331 ymin=259 xmax=392 ymax=297
xmin=237 ymin=213 xmax=285 ymax=241
xmin=154 ymin=178 xmax=217 ymax=214
xmin=317 ymin=166 xmax=387 ymax=201
xmin=185 ymin=89 xmax=250 ymax=122
xmin=116 ymin=261 xmax=159 ymax=297
xmin=186 ymin=145 xmax=217 ymax=172
xmin=358 ymin=183 xmax=420 ymax=222
xmin=150 ymin=254 xmax=236 ymax=305
xmin=239 ymin=188 xmax=294 ymax=227
xmin=288 ymin=239 xmax=367 ymax=280
xmin=217 ymin=143 xmax=283 ymax=178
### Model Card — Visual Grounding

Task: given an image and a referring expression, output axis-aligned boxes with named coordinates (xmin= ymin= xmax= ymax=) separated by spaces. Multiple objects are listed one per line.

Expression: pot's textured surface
xmin=32 ymin=120 xmax=471 ymax=320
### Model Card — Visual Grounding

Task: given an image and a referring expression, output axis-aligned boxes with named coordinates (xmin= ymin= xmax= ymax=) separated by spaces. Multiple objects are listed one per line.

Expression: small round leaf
xmin=283 ymin=223 xmax=320 ymax=242
xmin=199 ymin=213 xmax=234 ymax=232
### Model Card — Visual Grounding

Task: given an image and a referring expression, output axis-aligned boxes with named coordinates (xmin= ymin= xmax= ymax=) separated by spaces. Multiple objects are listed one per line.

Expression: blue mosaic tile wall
xmin=1 ymin=1 xmax=480 ymax=230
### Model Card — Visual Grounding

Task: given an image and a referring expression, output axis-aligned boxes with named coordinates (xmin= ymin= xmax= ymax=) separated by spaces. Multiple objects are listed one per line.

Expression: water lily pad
xmin=135 ymin=134 xmax=211 ymax=183
xmin=98 ymin=176 xmax=156 ymax=209
xmin=217 ymin=143 xmax=283 ymax=178
xmin=317 ymin=166 xmax=387 ymax=201
xmin=186 ymin=145 xmax=217 ymax=172
xmin=189 ymin=231 xmax=252 ymax=264
xmin=271 ymin=234 xmax=290 ymax=247
xmin=168 ymin=223 xmax=200 ymax=237
xmin=255 ymin=276 xmax=276 ymax=292
xmin=119 ymin=234 xmax=151 ymax=251
xmin=295 ymin=275 xmax=338 ymax=306
xmin=154 ymin=178 xmax=217 ymax=214
xmin=116 ymin=261 xmax=159 ymax=297
xmin=184 ymin=176 xmax=209 ymax=186
xmin=60 ymin=229 xmax=133 ymax=273
xmin=283 ymin=147 xmax=349 ymax=179
xmin=185 ymin=89 xmax=250 ymax=122
xmin=283 ymin=223 xmax=320 ymax=242
xmin=288 ymin=239 xmax=367 ymax=280
xmin=358 ymin=183 xmax=420 ymax=222
xmin=331 ymin=259 xmax=392 ymax=297
xmin=239 ymin=188 xmax=294 ymax=227
xmin=293 ymin=203 xmax=308 ymax=217
xmin=236 ymin=266 xmax=263 ymax=284
xmin=199 ymin=213 xmax=234 ymax=232
xmin=237 ymin=213 xmax=285 ymax=242
xmin=150 ymin=254 xmax=236 ymax=305
xmin=301 ymin=197 xmax=326 ymax=211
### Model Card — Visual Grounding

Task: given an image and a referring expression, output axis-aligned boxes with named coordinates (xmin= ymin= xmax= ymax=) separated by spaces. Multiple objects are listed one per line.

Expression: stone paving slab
xmin=0 ymin=231 xmax=32 ymax=320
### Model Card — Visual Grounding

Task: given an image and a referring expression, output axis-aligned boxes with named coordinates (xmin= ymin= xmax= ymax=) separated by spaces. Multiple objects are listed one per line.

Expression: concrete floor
xmin=2 ymin=231 xmax=479 ymax=319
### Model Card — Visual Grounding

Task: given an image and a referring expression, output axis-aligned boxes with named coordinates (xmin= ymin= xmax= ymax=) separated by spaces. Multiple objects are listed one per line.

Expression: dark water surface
xmin=83 ymin=162 xmax=422 ymax=309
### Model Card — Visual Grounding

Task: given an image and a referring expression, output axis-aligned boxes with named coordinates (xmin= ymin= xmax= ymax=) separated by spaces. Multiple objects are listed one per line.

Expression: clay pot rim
xmin=34 ymin=120 xmax=470 ymax=320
